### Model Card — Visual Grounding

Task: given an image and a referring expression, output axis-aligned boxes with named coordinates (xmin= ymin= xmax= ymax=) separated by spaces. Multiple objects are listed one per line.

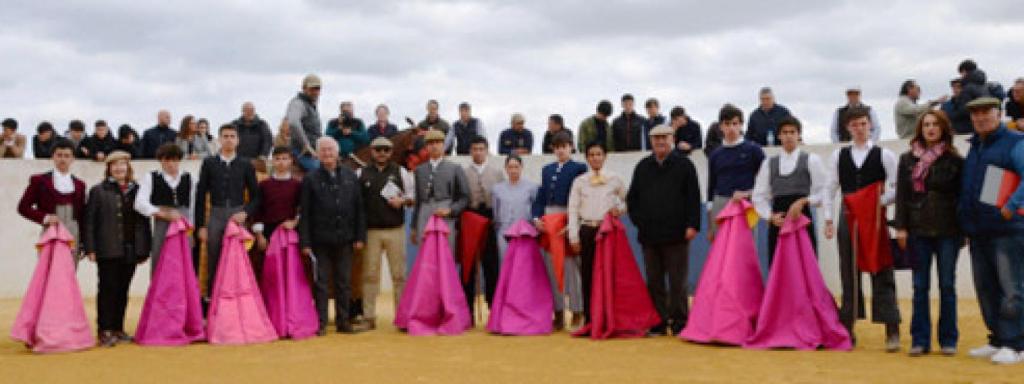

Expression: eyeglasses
xmin=373 ymin=147 xmax=392 ymax=153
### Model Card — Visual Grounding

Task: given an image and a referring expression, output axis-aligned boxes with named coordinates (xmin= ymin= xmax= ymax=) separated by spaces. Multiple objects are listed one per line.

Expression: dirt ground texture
xmin=1 ymin=297 xmax=1023 ymax=383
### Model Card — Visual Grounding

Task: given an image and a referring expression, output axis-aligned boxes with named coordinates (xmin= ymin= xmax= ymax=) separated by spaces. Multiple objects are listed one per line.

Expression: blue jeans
xmin=909 ymin=235 xmax=959 ymax=350
xmin=294 ymin=150 xmax=320 ymax=171
xmin=969 ymin=234 xmax=1024 ymax=350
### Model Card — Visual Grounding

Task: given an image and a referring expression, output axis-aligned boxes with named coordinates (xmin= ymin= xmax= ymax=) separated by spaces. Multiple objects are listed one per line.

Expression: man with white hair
xmin=299 ymin=136 xmax=367 ymax=335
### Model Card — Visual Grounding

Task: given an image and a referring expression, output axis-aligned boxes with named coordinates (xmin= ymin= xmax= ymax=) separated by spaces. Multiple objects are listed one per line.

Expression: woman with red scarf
xmin=894 ymin=110 xmax=964 ymax=356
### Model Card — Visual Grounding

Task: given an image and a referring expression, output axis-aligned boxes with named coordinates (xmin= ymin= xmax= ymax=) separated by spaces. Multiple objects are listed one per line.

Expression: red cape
xmin=458 ymin=211 xmax=490 ymax=285
xmin=539 ymin=213 xmax=571 ymax=292
xmin=842 ymin=182 xmax=893 ymax=273
xmin=573 ymin=214 xmax=661 ymax=339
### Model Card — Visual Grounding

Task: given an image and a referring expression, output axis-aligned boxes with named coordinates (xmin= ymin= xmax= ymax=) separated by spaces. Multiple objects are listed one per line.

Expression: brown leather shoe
xmin=553 ymin=311 xmax=565 ymax=331
xmin=570 ymin=312 xmax=584 ymax=331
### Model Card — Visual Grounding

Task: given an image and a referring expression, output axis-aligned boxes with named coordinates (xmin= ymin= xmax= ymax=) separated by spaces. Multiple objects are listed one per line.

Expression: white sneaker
xmin=990 ymin=348 xmax=1023 ymax=365
xmin=969 ymin=344 xmax=1000 ymax=358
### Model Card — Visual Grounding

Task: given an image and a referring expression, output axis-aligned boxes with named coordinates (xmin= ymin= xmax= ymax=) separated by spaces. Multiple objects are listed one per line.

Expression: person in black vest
xmin=541 ymin=114 xmax=574 ymax=154
xmin=830 ymin=86 xmax=881 ymax=143
xmin=195 ymin=124 xmax=261 ymax=298
xmin=627 ymin=125 xmax=701 ymax=336
xmin=823 ymin=107 xmax=901 ymax=351
xmin=134 ymin=143 xmax=196 ymax=275
xmin=751 ymin=116 xmax=827 ymax=266
xmin=300 ymin=137 xmax=367 ymax=335
xmin=356 ymin=137 xmax=414 ymax=330
xmin=611 ymin=93 xmax=648 ymax=152
xmin=452 ymin=102 xmax=484 ymax=155
xmin=84 ymin=151 xmax=151 ymax=346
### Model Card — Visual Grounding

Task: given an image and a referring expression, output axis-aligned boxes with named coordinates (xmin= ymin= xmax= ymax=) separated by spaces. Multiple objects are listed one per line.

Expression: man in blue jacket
xmin=959 ymin=97 xmax=1024 ymax=364
xmin=532 ymin=132 xmax=588 ymax=330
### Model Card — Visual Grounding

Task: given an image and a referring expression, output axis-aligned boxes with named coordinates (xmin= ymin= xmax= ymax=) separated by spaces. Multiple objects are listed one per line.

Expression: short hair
xmin=52 ymin=138 xmax=75 ymax=153
xmin=68 ymin=120 xmax=85 ymax=132
xmin=718 ymin=104 xmax=744 ymax=123
xmin=117 ymin=124 xmax=135 ymax=140
xmin=458 ymin=102 xmax=471 ymax=110
xmin=375 ymin=104 xmax=389 ymax=114
xmin=584 ymin=141 xmax=607 ymax=154
xmin=470 ymin=135 xmax=489 ymax=148
xmin=621 ymin=93 xmax=634 ymax=102
xmin=340 ymin=101 xmax=352 ymax=108
xmin=950 ymin=78 xmax=963 ymax=86
xmin=899 ymin=80 xmax=917 ymax=96
xmin=2 ymin=118 xmax=16 ymax=129
xmin=37 ymin=121 xmax=54 ymax=134
xmin=510 ymin=113 xmax=525 ymax=125
xmin=644 ymin=98 xmax=659 ymax=108
xmin=778 ymin=116 xmax=802 ymax=134
xmin=551 ymin=131 xmax=573 ymax=148
xmin=155 ymin=142 xmax=184 ymax=160
xmin=218 ymin=123 xmax=237 ymax=135
xmin=548 ymin=114 xmax=564 ymax=129
xmin=596 ymin=100 xmax=613 ymax=116
xmin=271 ymin=146 xmax=292 ymax=158
xmin=94 ymin=119 xmax=107 ymax=128
xmin=958 ymin=59 xmax=978 ymax=73
xmin=197 ymin=118 xmax=210 ymax=127
xmin=426 ymin=99 xmax=439 ymax=108
xmin=670 ymin=106 xmax=687 ymax=120
xmin=759 ymin=87 xmax=773 ymax=96
xmin=845 ymin=107 xmax=872 ymax=125
xmin=505 ymin=155 xmax=523 ymax=166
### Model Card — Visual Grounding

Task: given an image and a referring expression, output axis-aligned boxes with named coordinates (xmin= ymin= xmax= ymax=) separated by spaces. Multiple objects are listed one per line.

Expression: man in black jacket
xmin=232 ymin=102 xmax=273 ymax=160
xmin=79 ymin=120 xmax=119 ymax=162
xmin=611 ymin=93 xmax=648 ymax=152
xmin=300 ymin=137 xmax=367 ymax=335
xmin=626 ymin=125 xmax=701 ymax=336
xmin=195 ymin=124 xmax=261 ymax=299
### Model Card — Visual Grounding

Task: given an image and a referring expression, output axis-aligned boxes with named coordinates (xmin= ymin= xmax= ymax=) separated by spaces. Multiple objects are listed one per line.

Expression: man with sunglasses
xmin=356 ymin=137 xmax=415 ymax=330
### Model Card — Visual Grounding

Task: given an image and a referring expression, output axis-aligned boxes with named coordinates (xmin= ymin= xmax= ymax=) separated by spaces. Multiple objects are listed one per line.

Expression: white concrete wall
xmin=0 ymin=138 xmax=977 ymax=299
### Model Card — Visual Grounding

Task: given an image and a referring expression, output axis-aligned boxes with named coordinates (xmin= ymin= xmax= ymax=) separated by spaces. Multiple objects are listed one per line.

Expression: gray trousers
xmin=415 ymin=201 xmax=458 ymax=256
xmin=205 ymin=205 xmax=243 ymax=295
xmin=55 ymin=204 xmax=81 ymax=266
xmin=541 ymin=206 xmax=583 ymax=313
xmin=150 ymin=206 xmax=191 ymax=276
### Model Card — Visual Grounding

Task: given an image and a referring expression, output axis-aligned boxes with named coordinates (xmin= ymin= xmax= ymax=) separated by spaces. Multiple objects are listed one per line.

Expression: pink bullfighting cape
xmin=207 ymin=221 xmax=278 ymax=345
xmin=11 ymin=223 xmax=93 ymax=353
xmin=745 ymin=216 xmax=851 ymax=350
xmin=135 ymin=218 xmax=206 ymax=346
xmin=260 ymin=226 xmax=318 ymax=340
xmin=394 ymin=216 xmax=471 ymax=335
xmin=487 ymin=219 xmax=554 ymax=335
xmin=680 ymin=200 xmax=764 ymax=345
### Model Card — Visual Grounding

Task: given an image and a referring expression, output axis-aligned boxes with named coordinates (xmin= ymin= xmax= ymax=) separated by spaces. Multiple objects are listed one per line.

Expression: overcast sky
xmin=1 ymin=0 xmax=1021 ymax=149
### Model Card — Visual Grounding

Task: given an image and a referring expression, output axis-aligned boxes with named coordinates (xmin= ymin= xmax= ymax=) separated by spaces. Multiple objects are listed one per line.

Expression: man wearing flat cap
xmin=626 ymin=124 xmax=702 ymax=336
xmin=958 ymin=96 xmax=1024 ymax=364
xmin=411 ymin=130 xmax=470 ymax=251
xmin=356 ymin=136 xmax=416 ymax=330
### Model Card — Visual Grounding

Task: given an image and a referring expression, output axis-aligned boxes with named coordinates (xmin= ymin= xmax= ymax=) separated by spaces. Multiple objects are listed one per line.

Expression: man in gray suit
xmin=411 ymin=129 xmax=470 ymax=251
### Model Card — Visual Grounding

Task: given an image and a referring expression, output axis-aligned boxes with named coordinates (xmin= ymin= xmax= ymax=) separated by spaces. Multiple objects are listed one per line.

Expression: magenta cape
xmin=207 ymin=221 xmax=278 ymax=345
xmin=486 ymin=220 xmax=554 ymax=336
xmin=394 ymin=216 xmax=471 ymax=336
xmin=135 ymin=218 xmax=206 ymax=346
xmin=745 ymin=216 xmax=852 ymax=350
xmin=573 ymin=215 xmax=661 ymax=340
xmin=680 ymin=200 xmax=764 ymax=345
xmin=10 ymin=223 xmax=93 ymax=353
xmin=260 ymin=226 xmax=318 ymax=340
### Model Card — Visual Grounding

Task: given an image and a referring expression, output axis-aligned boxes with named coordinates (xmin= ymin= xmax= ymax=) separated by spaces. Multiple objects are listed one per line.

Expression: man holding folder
xmin=959 ymin=97 xmax=1024 ymax=364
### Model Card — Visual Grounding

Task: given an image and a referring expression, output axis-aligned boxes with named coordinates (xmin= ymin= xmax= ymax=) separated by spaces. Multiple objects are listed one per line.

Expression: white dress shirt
xmin=822 ymin=141 xmax=898 ymax=221
xmin=52 ymin=169 xmax=75 ymax=194
xmin=134 ymin=170 xmax=197 ymax=222
xmin=751 ymin=148 xmax=827 ymax=220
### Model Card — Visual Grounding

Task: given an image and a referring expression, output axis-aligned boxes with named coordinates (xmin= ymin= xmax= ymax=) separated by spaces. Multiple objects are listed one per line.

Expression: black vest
xmin=835 ymin=105 xmax=872 ymax=142
xmin=360 ymin=164 xmax=406 ymax=229
xmin=150 ymin=171 xmax=191 ymax=207
xmin=838 ymin=146 xmax=885 ymax=194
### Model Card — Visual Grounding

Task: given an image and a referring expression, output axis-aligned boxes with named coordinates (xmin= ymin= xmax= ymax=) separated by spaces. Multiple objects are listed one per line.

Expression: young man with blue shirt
xmin=532 ymin=132 xmax=588 ymax=330
xmin=706 ymin=104 xmax=765 ymax=238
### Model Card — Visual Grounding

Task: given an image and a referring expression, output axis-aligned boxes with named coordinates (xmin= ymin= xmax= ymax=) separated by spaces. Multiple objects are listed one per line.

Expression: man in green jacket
xmin=578 ymin=100 xmax=615 ymax=153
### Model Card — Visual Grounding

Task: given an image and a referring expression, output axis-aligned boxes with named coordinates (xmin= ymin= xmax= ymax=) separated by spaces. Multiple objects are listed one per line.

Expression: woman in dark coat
xmin=83 ymin=150 xmax=152 ymax=346
xmin=894 ymin=110 xmax=964 ymax=357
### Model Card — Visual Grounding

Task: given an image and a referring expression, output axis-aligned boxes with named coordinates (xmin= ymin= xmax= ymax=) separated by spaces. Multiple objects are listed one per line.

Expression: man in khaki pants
xmin=357 ymin=137 xmax=415 ymax=330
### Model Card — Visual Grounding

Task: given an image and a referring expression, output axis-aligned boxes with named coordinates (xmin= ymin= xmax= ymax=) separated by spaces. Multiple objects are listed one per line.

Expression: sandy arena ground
xmin=1 ymin=296 xmax=1022 ymax=383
